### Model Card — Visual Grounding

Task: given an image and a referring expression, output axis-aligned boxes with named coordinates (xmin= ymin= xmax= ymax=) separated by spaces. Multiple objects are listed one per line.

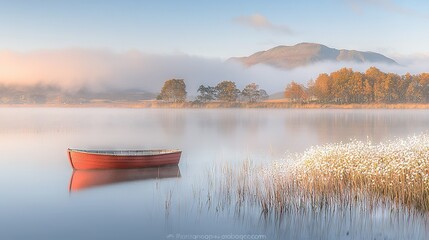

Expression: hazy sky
xmin=1 ymin=0 xmax=428 ymax=93
xmin=1 ymin=0 xmax=428 ymax=58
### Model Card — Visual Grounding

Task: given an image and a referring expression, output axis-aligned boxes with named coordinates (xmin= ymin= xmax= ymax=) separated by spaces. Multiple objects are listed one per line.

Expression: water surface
xmin=1 ymin=108 xmax=428 ymax=239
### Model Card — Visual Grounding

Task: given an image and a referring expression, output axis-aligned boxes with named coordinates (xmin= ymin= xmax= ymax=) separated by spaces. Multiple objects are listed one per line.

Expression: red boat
xmin=67 ymin=148 xmax=182 ymax=170
xmin=69 ymin=166 xmax=181 ymax=191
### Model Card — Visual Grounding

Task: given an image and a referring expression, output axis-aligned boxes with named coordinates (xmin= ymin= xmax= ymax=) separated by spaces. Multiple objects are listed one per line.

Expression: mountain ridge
xmin=230 ymin=42 xmax=398 ymax=69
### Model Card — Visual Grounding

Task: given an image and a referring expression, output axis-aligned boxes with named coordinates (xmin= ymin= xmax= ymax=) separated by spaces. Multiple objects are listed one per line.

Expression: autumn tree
xmin=398 ymin=73 xmax=413 ymax=102
xmin=385 ymin=73 xmax=401 ymax=102
xmin=310 ymin=73 xmax=332 ymax=103
xmin=365 ymin=67 xmax=386 ymax=102
xmin=405 ymin=77 xmax=423 ymax=102
xmin=284 ymin=81 xmax=307 ymax=103
xmin=157 ymin=79 xmax=187 ymax=103
xmin=348 ymin=72 xmax=365 ymax=103
xmin=215 ymin=81 xmax=240 ymax=102
xmin=363 ymin=78 xmax=373 ymax=103
xmin=330 ymin=68 xmax=354 ymax=103
xmin=419 ymin=73 xmax=429 ymax=102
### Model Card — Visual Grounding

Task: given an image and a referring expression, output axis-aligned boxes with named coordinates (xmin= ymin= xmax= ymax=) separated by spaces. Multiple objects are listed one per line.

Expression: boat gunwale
xmin=68 ymin=148 xmax=182 ymax=156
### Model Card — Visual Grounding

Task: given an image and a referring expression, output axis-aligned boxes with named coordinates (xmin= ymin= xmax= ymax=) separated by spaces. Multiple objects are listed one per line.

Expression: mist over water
xmin=1 ymin=108 xmax=429 ymax=239
xmin=0 ymin=49 xmax=428 ymax=94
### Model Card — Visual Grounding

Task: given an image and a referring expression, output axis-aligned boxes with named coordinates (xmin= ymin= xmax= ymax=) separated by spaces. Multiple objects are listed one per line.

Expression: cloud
xmin=0 ymin=48 xmax=427 ymax=96
xmin=234 ymin=14 xmax=293 ymax=35
xmin=0 ymin=48 xmax=292 ymax=93
xmin=344 ymin=0 xmax=427 ymax=18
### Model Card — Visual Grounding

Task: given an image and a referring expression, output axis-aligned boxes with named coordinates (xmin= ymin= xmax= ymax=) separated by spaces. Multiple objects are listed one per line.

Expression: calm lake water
xmin=1 ymin=108 xmax=429 ymax=240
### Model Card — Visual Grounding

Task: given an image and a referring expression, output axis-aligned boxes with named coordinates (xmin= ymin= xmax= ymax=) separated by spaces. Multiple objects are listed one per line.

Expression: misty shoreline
xmin=2 ymin=102 xmax=429 ymax=109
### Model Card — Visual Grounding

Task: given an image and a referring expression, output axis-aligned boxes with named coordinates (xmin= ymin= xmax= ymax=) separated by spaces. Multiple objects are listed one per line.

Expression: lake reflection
xmin=0 ymin=108 xmax=429 ymax=240
xmin=69 ymin=166 xmax=181 ymax=192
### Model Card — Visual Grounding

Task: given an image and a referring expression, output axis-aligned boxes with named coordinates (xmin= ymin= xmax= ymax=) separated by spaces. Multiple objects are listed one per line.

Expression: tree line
xmin=158 ymin=67 xmax=429 ymax=104
xmin=157 ymin=79 xmax=268 ymax=103
xmin=285 ymin=67 xmax=429 ymax=104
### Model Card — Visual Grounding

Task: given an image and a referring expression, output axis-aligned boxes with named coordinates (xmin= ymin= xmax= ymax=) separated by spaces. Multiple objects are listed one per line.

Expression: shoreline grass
xmin=215 ymin=134 xmax=429 ymax=216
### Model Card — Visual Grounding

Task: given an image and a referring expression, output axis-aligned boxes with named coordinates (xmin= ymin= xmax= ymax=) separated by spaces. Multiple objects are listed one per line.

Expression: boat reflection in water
xmin=69 ymin=165 xmax=181 ymax=192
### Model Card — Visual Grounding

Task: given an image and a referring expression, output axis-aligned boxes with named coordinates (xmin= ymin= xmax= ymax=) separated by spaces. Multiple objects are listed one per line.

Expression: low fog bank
xmin=0 ymin=49 xmax=427 ymax=95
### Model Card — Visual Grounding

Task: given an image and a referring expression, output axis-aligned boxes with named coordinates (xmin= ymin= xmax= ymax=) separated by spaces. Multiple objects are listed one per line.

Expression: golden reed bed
xmin=216 ymin=134 xmax=429 ymax=215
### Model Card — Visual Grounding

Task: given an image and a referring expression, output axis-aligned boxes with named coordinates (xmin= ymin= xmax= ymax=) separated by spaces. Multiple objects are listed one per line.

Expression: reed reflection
xmin=69 ymin=166 xmax=181 ymax=192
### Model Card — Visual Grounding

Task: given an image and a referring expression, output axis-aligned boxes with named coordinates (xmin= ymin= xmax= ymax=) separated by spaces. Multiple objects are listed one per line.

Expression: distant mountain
xmin=230 ymin=43 xmax=398 ymax=69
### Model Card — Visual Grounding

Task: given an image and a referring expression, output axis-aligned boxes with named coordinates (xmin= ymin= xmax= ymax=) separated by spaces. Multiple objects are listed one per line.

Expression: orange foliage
xmin=308 ymin=67 xmax=429 ymax=104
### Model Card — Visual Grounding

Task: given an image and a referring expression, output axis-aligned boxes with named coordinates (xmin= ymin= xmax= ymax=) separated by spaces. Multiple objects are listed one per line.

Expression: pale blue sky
xmin=0 ymin=0 xmax=428 ymax=58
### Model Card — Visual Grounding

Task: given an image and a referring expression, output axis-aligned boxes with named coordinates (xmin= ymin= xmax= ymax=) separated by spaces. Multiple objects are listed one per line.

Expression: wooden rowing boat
xmin=69 ymin=166 xmax=181 ymax=191
xmin=67 ymin=148 xmax=182 ymax=170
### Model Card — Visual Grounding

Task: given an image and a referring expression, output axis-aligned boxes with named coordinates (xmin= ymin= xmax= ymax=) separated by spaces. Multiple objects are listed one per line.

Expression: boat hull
xmin=68 ymin=149 xmax=181 ymax=170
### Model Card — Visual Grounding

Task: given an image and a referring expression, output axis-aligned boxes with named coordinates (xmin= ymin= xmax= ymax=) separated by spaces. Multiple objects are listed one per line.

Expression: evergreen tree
xmin=196 ymin=85 xmax=217 ymax=103
xmin=241 ymin=83 xmax=268 ymax=102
